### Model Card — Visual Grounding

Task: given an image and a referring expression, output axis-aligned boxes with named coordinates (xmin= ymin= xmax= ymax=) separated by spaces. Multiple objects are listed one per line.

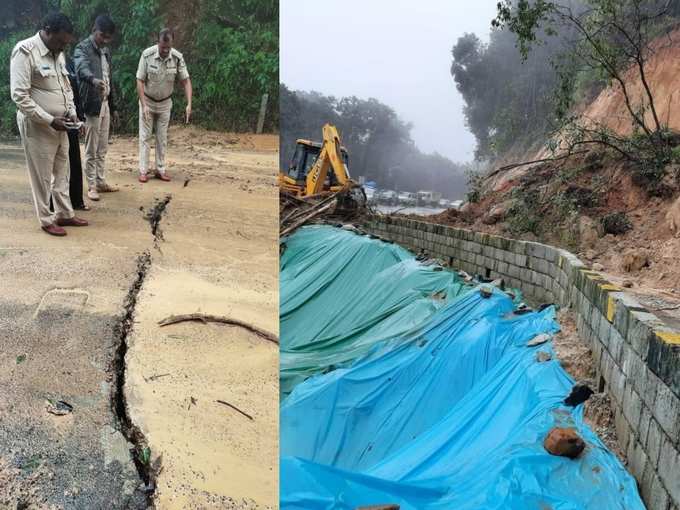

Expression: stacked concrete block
xmin=363 ymin=215 xmax=680 ymax=510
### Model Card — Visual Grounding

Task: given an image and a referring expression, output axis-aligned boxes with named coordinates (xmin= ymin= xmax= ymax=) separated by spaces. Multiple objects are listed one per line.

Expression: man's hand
xmin=50 ymin=117 xmax=69 ymax=131
xmin=185 ymin=104 xmax=192 ymax=124
xmin=68 ymin=114 xmax=85 ymax=136
xmin=142 ymin=103 xmax=151 ymax=122
xmin=92 ymin=78 xmax=106 ymax=92
xmin=112 ymin=111 xmax=120 ymax=126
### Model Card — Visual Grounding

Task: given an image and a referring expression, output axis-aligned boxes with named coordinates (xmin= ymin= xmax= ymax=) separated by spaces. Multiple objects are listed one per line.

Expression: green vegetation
xmin=0 ymin=0 xmax=278 ymax=137
xmin=601 ymin=212 xmax=632 ymax=235
xmin=465 ymin=168 xmax=484 ymax=203
xmin=507 ymin=187 xmax=541 ymax=236
xmin=493 ymin=0 xmax=680 ymax=193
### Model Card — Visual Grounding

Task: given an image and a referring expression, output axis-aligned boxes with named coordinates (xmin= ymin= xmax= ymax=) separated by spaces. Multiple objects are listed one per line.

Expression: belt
xmin=144 ymin=92 xmax=172 ymax=103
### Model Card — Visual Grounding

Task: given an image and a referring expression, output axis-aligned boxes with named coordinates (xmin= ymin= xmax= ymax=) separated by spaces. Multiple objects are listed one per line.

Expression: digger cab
xmin=285 ymin=139 xmax=349 ymax=188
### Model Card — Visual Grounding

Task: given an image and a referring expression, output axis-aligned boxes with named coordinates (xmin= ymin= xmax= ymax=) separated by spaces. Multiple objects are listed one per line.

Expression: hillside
xmin=422 ymin=27 xmax=680 ymax=316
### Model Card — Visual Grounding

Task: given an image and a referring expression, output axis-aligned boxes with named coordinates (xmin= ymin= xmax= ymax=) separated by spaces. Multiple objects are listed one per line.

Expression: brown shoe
xmin=139 ymin=174 xmax=149 ymax=183
xmin=155 ymin=172 xmax=171 ymax=182
xmin=56 ymin=217 xmax=89 ymax=227
xmin=42 ymin=224 xmax=67 ymax=236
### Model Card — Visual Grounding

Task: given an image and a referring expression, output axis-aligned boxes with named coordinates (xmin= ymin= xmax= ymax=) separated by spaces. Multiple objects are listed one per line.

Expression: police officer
xmin=136 ymin=28 xmax=192 ymax=183
xmin=10 ymin=12 xmax=89 ymax=236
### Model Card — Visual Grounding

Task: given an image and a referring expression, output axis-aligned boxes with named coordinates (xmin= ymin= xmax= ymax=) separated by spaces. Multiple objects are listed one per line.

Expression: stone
xmin=527 ymin=333 xmax=550 ymax=346
xmin=592 ymin=262 xmax=604 ymax=271
xmin=536 ymin=351 xmax=552 ymax=362
xmin=584 ymin=249 xmax=597 ymax=261
xmin=622 ymin=280 xmax=633 ymax=288
xmin=578 ymin=216 xmax=601 ymax=248
xmin=544 ymin=427 xmax=586 ymax=459
xmin=482 ymin=200 xmax=514 ymax=225
xmin=564 ymin=382 xmax=594 ymax=407
xmin=666 ymin=194 xmax=680 ymax=237
xmin=621 ymin=250 xmax=649 ymax=272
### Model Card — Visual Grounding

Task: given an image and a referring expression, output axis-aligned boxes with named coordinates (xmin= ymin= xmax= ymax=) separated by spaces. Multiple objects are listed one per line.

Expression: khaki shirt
xmin=136 ymin=45 xmax=189 ymax=101
xmin=10 ymin=32 xmax=76 ymax=125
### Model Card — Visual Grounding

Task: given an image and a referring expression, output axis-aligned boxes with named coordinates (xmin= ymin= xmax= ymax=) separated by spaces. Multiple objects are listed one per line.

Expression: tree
xmin=451 ymin=25 xmax=569 ymax=160
xmin=494 ymin=0 xmax=679 ymax=186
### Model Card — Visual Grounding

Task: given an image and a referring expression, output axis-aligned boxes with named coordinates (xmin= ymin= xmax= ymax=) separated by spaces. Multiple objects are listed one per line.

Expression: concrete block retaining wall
xmin=363 ymin=215 xmax=680 ymax=510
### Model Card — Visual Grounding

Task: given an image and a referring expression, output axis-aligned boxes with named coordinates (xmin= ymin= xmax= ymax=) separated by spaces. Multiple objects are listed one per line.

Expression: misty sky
xmin=280 ymin=0 xmax=499 ymax=163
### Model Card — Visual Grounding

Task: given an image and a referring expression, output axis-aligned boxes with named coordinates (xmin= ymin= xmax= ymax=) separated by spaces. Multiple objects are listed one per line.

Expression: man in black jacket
xmin=66 ymin=57 xmax=89 ymax=210
xmin=74 ymin=14 xmax=119 ymax=201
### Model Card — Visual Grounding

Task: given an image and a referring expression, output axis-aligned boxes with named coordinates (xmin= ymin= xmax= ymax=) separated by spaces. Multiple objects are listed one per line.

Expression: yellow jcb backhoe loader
xmin=279 ymin=123 xmax=357 ymax=197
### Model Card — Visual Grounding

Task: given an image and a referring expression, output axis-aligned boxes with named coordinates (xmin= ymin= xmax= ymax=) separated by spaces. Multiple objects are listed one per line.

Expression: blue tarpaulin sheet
xmin=280 ymin=226 xmax=645 ymax=510
xmin=280 ymin=226 xmax=469 ymax=397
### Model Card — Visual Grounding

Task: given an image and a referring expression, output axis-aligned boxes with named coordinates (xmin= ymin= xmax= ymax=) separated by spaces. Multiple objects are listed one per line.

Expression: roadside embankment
xmin=364 ymin=215 xmax=680 ymax=510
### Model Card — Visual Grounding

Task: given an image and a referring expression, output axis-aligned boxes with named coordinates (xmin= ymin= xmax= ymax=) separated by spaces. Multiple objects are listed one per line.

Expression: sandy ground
xmin=114 ymin=128 xmax=280 ymax=509
xmin=0 ymin=125 xmax=278 ymax=509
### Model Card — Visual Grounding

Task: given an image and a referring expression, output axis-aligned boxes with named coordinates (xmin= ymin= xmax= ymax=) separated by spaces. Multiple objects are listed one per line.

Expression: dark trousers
xmin=50 ymin=130 xmax=85 ymax=210
xmin=67 ymin=130 xmax=85 ymax=208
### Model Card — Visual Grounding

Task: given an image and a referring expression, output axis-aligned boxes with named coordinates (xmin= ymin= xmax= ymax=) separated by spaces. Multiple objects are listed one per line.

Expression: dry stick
xmin=280 ymin=206 xmax=303 ymax=225
xmin=216 ymin=400 xmax=254 ymax=421
xmin=280 ymin=192 xmax=309 ymax=205
xmin=280 ymin=201 xmax=335 ymax=237
xmin=158 ymin=313 xmax=279 ymax=345
xmin=146 ymin=373 xmax=171 ymax=382
xmin=283 ymin=192 xmax=340 ymax=226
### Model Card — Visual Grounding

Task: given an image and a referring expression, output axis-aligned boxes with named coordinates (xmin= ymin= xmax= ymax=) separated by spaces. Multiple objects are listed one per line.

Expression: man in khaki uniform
xmin=10 ymin=12 xmax=89 ymax=236
xmin=74 ymin=14 xmax=119 ymax=201
xmin=136 ymin=28 xmax=192 ymax=183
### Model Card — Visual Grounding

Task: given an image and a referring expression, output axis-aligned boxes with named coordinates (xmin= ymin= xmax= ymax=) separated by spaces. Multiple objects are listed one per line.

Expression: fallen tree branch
xmin=280 ymin=200 xmax=335 ymax=237
xmin=216 ymin=400 xmax=254 ymax=421
xmin=490 ymin=150 xmax=588 ymax=177
xmin=158 ymin=313 xmax=279 ymax=345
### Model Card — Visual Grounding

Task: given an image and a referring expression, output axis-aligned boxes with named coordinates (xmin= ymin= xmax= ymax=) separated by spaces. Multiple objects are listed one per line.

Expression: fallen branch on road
xmin=216 ymin=399 xmax=254 ymax=421
xmin=158 ymin=313 xmax=279 ymax=344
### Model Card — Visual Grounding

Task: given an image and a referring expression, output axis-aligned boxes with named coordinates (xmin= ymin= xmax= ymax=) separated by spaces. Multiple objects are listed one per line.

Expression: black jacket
xmin=65 ymin=57 xmax=85 ymax=122
xmin=73 ymin=36 xmax=116 ymax=117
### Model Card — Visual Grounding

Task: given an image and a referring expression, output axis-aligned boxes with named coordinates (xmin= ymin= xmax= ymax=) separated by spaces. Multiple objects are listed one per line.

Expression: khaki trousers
xmin=16 ymin=111 xmax=75 ymax=227
xmin=139 ymin=98 xmax=172 ymax=175
xmin=84 ymin=100 xmax=110 ymax=190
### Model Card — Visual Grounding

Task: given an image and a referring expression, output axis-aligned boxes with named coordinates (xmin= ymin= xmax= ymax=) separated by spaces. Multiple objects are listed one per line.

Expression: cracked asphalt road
xmin=0 ymin=127 xmax=279 ymax=509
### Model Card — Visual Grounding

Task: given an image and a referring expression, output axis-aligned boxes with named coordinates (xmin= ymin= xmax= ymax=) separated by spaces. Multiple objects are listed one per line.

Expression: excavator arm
xmin=305 ymin=124 xmax=351 ymax=195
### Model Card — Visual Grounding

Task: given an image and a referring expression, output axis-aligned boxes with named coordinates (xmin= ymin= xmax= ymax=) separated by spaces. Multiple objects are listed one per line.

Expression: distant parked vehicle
xmin=417 ymin=191 xmax=442 ymax=207
xmin=397 ymin=192 xmax=417 ymax=206
xmin=439 ymin=198 xmax=451 ymax=208
xmin=377 ymin=189 xmax=398 ymax=205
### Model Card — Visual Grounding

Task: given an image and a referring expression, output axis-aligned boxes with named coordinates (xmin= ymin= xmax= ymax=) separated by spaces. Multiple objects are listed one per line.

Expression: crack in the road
xmin=110 ymin=195 xmax=173 ymax=505
xmin=111 ymin=252 xmax=156 ymax=504
xmin=145 ymin=194 xmax=172 ymax=246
